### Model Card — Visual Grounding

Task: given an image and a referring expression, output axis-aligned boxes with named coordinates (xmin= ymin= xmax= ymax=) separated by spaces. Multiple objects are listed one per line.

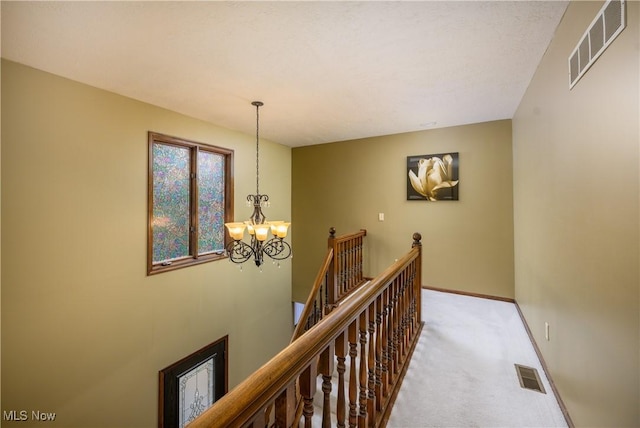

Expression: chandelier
xmin=224 ymin=101 xmax=292 ymax=268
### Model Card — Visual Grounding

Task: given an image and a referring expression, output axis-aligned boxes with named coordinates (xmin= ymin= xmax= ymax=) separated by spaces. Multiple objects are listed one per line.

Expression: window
xmin=148 ymin=132 xmax=233 ymax=275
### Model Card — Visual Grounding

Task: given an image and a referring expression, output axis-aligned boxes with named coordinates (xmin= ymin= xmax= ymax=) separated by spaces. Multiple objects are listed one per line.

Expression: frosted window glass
xmin=198 ymin=151 xmax=225 ymax=254
xmin=152 ymin=143 xmax=191 ymax=263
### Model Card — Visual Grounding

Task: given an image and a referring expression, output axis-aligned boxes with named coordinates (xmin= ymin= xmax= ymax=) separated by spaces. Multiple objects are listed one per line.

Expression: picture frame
xmin=407 ymin=152 xmax=459 ymax=201
xmin=159 ymin=336 xmax=228 ymax=428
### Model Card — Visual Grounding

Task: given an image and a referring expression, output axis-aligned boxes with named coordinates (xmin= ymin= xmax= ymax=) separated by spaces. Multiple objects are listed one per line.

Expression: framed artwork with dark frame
xmin=407 ymin=152 xmax=459 ymax=201
xmin=159 ymin=336 xmax=228 ymax=428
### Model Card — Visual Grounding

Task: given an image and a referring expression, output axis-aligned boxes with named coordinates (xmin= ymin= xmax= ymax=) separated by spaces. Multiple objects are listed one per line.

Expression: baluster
xmin=411 ymin=260 xmax=419 ymax=330
xmin=393 ymin=277 xmax=402 ymax=374
xmin=348 ymin=320 xmax=359 ymax=428
xmin=339 ymin=240 xmax=345 ymax=295
xmin=344 ymin=240 xmax=349 ymax=292
xmin=343 ymin=240 xmax=349 ymax=292
xmin=299 ymin=363 xmax=317 ymax=428
xmin=347 ymin=239 xmax=352 ymax=292
xmin=406 ymin=269 xmax=413 ymax=352
xmin=313 ymin=300 xmax=319 ymax=325
xmin=325 ymin=275 xmax=331 ymax=314
xmin=356 ymin=243 xmax=360 ymax=281
xmin=396 ymin=275 xmax=404 ymax=372
xmin=404 ymin=266 xmax=413 ymax=341
xmin=245 ymin=408 xmax=266 ymax=428
xmin=381 ymin=287 xmax=390 ymax=399
xmin=275 ymin=384 xmax=296 ymax=427
xmin=406 ymin=270 xmax=413 ymax=356
xmin=319 ymin=345 xmax=335 ymax=428
xmin=358 ymin=311 xmax=369 ymax=427
xmin=353 ymin=239 xmax=358 ymax=286
xmin=335 ymin=242 xmax=342 ymax=298
xmin=353 ymin=237 xmax=359 ymax=285
xmin=374 ymin=295 xmax=383 ymax=410
xmin=322 ymin=374 xmax=333 ymax=428
xmin=357 ymin=236 xmax=363 ymax=283
xmin=342 ymin=241 xmax=348 ymax=295
xmin=348 ymin=239 xmax=355 ymax=291
xmin=344 ymin=241 xmax=349 ymax=295
xmin=367 ymin=303 xmax=377 ymax=425
xmin=336 ymin=332 xmax=348 ymax=428
xmin=389 ymin=279 xmax=399 ymax=380
xmin=360 ymin=235 xmax=365 ymax=281
xmin=265 ymin=403 xmax=273 ymax=428
xmin=335 ymin=241 xmax=341 ymax=298
xmin=398 ymin=271 xmax=407 ymax=361
xmin=406 ymin=266 xmax=414 ymax=352
xmin=320 ymin=276 xmax=326 ymax=316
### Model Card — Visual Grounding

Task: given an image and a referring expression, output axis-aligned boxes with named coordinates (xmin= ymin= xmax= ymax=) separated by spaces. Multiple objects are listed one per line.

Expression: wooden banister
xmin=189 ymin=233 xmax=423 ymax=428
xmin=292 ymin=228 xmax=368 ymax=342
xmin=292 ymin=247 xmax=334 ymax=341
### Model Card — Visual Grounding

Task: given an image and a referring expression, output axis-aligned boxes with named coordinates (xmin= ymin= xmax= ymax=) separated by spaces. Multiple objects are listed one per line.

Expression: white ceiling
xmin=1 ymin=1 xmax=568 ymax=147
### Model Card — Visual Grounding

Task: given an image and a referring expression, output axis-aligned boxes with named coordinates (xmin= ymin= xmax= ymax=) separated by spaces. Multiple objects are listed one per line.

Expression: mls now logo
xmin=3 ymin=410 xmax=57 ymax=421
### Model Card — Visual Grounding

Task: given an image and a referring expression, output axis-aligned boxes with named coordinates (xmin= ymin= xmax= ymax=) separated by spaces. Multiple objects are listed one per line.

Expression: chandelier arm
xmin=225 ymin=240 xmax=254 ymax=264
xmin=262 ymin=238 xmax=292 ymax=261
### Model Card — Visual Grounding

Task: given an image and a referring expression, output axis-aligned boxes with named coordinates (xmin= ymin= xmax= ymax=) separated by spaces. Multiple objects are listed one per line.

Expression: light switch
xmin=378 ymin=213 xmax=385 ymax=221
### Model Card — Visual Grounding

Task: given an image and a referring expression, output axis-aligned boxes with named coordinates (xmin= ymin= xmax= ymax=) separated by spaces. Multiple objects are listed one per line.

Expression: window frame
xmin=148 ymin=132 xmax=234 ymax=275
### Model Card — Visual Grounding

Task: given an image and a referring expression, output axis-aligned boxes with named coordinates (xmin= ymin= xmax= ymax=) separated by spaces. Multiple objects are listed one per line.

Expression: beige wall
xmin=1 ymin=60 xmax=292 ymax=427
xmin=513 ymin=1 xmax=639 ymax=426
xmin=291 ymin=120 xmax=514 ymax=302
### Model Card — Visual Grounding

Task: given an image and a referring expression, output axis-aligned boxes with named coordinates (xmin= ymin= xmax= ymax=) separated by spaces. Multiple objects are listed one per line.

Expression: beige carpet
xmin=387 ymin=289 xmax=568 ymax=428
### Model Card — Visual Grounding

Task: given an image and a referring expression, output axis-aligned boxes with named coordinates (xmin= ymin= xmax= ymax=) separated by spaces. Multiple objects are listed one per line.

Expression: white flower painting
xmin=407 ymin=153 xmax=459 ymax=201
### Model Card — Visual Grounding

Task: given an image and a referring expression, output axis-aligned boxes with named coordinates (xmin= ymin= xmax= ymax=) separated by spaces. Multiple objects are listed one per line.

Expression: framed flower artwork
xmin=407 ymin=152 xmax=459 ymax=201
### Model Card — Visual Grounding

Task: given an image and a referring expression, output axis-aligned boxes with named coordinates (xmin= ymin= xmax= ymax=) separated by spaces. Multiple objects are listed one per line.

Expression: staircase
xmin=190 ymin=229 xmax=423 ymax=428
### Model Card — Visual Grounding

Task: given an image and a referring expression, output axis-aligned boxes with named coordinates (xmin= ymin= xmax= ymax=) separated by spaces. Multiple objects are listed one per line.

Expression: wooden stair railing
xmin=189 ymin=233 xmax=423 ymax=428
xmin=292 ymin=228 xmax=368 ymax=342
xmin=327 ymin=227 xmax=368 ymax=304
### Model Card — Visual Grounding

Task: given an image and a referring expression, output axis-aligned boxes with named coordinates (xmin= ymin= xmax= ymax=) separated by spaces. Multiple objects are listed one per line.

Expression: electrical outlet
xmin=378 ymin=213 xmax=385 ymax=221
xmin=545 ymin=322 xmax=550 ymax=341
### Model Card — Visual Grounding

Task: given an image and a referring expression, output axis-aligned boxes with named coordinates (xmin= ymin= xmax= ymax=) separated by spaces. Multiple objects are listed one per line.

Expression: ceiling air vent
xmin=569 ymin=0 xmax=626 ymax=89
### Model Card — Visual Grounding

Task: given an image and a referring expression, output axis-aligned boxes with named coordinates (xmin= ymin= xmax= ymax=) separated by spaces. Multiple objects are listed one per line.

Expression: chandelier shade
xmin=224 ymin=101 xmax=292 ymax=267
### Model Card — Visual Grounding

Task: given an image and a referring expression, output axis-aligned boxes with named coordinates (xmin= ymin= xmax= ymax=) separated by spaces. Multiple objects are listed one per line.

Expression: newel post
xmin=327 ymin=227 xmax=337 ymax=306
xmin=412 ymin=232 xmax=422 ymax=324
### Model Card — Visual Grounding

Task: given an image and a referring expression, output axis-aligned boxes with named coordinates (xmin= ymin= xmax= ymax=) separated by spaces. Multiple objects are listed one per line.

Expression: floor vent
xmin=515 ymin=364 xmax=546 ymax=394
xmin=569 ymin=0 xmax=626 ymax=89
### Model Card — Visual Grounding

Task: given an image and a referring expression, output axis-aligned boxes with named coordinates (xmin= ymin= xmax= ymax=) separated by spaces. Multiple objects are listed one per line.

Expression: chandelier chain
xmin=255 ymin=102 xmax=260 ymax=195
